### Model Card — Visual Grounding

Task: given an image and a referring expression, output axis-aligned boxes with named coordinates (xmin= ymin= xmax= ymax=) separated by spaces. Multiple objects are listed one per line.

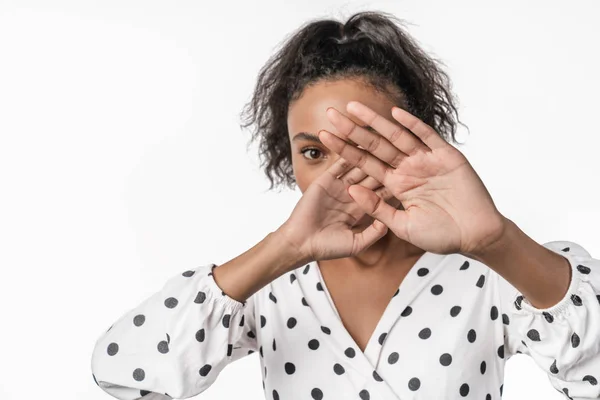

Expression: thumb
xmin=348 ymin=184 xmax=408 ymax=240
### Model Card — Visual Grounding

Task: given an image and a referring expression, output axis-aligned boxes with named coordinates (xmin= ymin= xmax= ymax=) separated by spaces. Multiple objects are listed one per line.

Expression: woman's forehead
xmin=287 ymin=80 xmax=395 ymax=138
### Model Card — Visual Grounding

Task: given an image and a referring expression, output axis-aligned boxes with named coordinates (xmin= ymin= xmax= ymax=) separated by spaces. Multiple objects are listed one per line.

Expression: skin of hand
xmin=318 ymin=100 xmax=508 ymax=257
xmin=278 ymin=157 xmax=396 ymax=262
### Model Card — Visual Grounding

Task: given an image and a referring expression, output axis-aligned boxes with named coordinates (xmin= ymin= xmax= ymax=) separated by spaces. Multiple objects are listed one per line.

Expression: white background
xmin=1 ymin=1 xmax=599 ymax=399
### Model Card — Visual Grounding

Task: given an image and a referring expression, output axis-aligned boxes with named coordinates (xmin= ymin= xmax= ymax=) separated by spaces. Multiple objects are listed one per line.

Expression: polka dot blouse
xmin=91 ymin=240 xmax=600 ymax=399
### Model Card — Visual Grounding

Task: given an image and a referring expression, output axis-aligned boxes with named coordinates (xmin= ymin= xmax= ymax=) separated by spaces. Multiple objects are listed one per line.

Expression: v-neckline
xmin=303 ymin=251 xmax=447 ymax=377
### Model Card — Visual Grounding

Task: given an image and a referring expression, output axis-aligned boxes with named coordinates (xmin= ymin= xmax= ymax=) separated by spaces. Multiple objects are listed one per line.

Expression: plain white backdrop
xmin=0 ymin=1 xmax=598 ymax=399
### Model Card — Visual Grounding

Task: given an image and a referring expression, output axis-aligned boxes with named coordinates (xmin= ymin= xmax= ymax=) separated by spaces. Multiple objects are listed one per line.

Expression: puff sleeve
xmin=91 ymin=263 xmax=259 ymax=399
xmin=497 ymin=240 xmax=600 ymax=399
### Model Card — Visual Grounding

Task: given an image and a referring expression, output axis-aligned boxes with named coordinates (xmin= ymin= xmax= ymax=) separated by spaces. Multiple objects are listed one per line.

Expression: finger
xmin=325 ymin=157 xmax=355 ymax=180
xmin=373 ymin=185 xmax=395 ymax=201
xmin=391 ymin=106 xmax=448 ymax=151
xmin=351 ymin=219 xmax=389 ymax=256
xmin=319 ymin=129 xmax=392 ymax=186
xmin=347 ymin=184 xmax=409 ymax=241
xmin=337 ymin=163 xmax=385 ymax=191
xmin=338 ymin=165 xmax=368 ymax=186
xmin=346 ymin=101 xmax=431 ymax=157
xmin=325 ymin=107 xmax=403 ymax=167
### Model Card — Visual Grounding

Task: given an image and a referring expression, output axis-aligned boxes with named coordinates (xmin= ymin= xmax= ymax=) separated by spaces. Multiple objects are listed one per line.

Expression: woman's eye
xmin=300 ymin=147 xmax=324 ymax=160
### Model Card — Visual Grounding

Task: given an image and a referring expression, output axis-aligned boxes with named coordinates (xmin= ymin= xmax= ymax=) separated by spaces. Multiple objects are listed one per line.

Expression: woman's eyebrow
xmin=292 ymin=126 xmax=374 ymax=145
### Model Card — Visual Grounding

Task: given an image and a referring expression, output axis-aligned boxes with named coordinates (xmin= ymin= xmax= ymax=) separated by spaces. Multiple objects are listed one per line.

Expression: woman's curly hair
xmin=239 ymin=10 xmax=466 ymax=191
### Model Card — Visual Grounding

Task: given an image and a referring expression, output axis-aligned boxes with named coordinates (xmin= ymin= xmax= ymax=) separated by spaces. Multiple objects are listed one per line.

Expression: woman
xmin=91 ymin=11 xmax=600 ymax=400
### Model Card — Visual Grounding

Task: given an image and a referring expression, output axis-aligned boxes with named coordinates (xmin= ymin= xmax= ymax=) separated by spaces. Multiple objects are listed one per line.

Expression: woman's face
xmin=287 ymin=78 xmax=404 ymax=227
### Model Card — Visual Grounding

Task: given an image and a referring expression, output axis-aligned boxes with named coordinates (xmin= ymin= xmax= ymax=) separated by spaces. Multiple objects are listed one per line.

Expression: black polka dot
xmin=373 ymin=370 xmax=383 ymax=382
xmin=140 ymin=389 xmax=150 ymax=396
xmin=269 ymin=292 xmax=277 ymax=303
xmin=261 ymin=315 xmax=267 ymax=328
xmin=571 ymin=332 xmax=580 ymax=348
xmin=550 ymin=359 xmax=559 ymax=374
xmin=388 ymin=352 xmax=399 ymax=364
xmin=333 ymin=363 xmax=345 ymax=375
xmin=166 ymin=333 xmax=170 ymax=344
xmin=302 ymin=297 xmax=309 ymax=306
xmin=459 ymin=383 xmax=470 ymax=396
xmin=439 ymin=353 xmax=452 ymax=366
xmin=133 ymin=314 xmax=145 ymax=326
xmin=527 ymin=329 xmax=541 ymax=341
xmin=290 ymin=273 xmax=296 ymax=284
xmin=239 ymin=315 xmax=245 ymax=327
xmin=133 ymin=368 xmax=145 ymax=381
xmin=303 ymin=265 xmax=310 ymax=274
xmin=359 ymin=389 xmax=370 ymax=400
xmin=164 ymin=297 xmax=178 ymax=308
xmin=497 ymin=344 xmax=505 ymax=359
xmin=467 ymin=329 xmax=476 ymax=343
xmin=321 ymin=326 xmax=331 ymax=335
xmin=272 ymin=338 xmax=277 ymax=351
xmin=514 ymin=295 xmax=523 ymax=310
xmin=431 ymin=284 xmax=443 ymax=295
xmin=196 ymin=328 xmax=205 ymax=342
xmin=378 ymin=332 xmax=387 ymax=345
xmin=107 ymin=342 xmax=119 ymax=356
xmin=401 ymin=306 xmax=412 ymax=317
xmin=194 ymin=291 xmax=206 ymax=304
xmin=486 ymin=394 xmax=491 ymax=400
xmin=417 ymin=268 xmax=429 ymax=277
xmin=182 ymin=270 xmax=195 ymax=277
xmin=311 ymin=388 xmax=323 ymax=400
xmin=502 ymin=313 xmax=510 ymax=325
xmin=459 ymin=261 xmax=470 ymax=270
xmin=285 ymin=362 xmax=296 ymax=374
xmin=345 ymin=347 xmax=356 ymax=358
xmin=480 ymin=360 xmax=487 ymax=374
xmin=157 ymin=340 xmax=169 ymax=354
xmin=247 ymin=330 xmax=256 ymax=339
xmin=222 ymin=314 xmax=231 ymax=328
xmin=450 ymin=306 xmax=461 ymax=317
xmin=476 ymin=274 xmax=485 ymax=288
xmin=227 ymin=344 xmax=233 ymax=357
xmin=199 ymin=364 xmax=212 ymax=376
xmin=308 ymin=339 xmax=320 ymax=350
xmin=583 ymin=375 xmax=598 ymax=385
xmin=543 ymin=311 xmax=554 ymax=323
xmin=577 ymin=264 xmax=590 ymax=274
xmin=418 ymin=328 xmax=431 ymax=339
xmin=287 ymin=317 xmax=297 ymax=329
xmin=316 ymin=282 xmax=324 ymax=291
xmin=273 ymin=389 xmax=280 ymax=400
xmin=490 ymin=306 xmax=498 ymax=320
xmin=393 ymin=288 xmax=399 ymax=297
xmin=571 ymin=294 xmax=583 ymax=306
xmin=500 ymin=384 xmax=504 ymax=396
xmin=408 ymin=377 xmax=420 ymax=391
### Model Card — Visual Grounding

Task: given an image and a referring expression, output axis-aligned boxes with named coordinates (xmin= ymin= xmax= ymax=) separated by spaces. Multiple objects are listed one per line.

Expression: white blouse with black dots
xmin=91 ymin=240 xmax=600 ymax=400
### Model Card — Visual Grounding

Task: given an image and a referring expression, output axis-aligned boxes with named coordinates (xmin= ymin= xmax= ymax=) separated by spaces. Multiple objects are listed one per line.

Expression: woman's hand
xmin=277 ymin=158 xmax=396 ymax=263
xmin=317 ymin=101 xmax=508 ymax=257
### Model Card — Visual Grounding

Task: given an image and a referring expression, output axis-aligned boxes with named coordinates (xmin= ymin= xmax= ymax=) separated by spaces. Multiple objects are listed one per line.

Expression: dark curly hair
xmin=239 ymin=10 xmax=466 ymax=192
